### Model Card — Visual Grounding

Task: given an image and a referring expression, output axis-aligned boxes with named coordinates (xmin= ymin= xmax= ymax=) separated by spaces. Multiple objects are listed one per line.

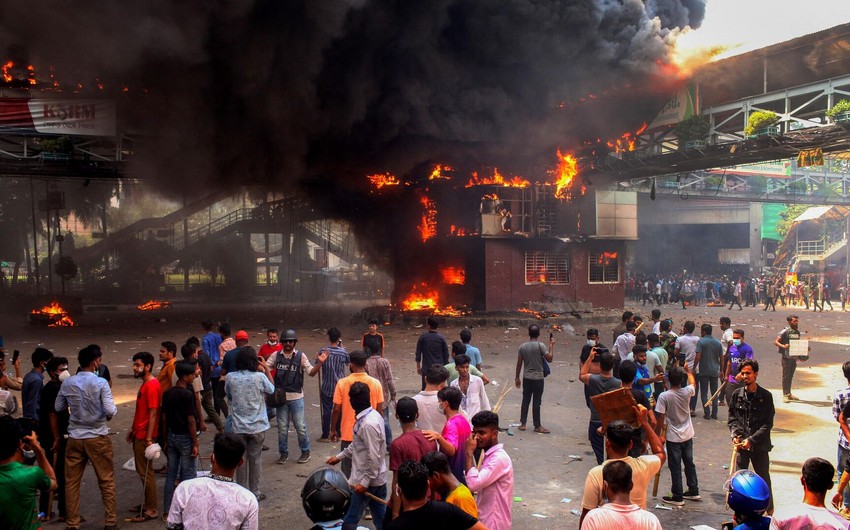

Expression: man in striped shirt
xmin=309 ymin=327 xmax=349 ymax=443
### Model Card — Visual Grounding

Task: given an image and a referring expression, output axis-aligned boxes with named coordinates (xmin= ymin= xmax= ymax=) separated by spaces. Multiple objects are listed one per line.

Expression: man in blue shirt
xmin=22 ymin=347 xmax=52 ymax=422
xmin=201 ymin=320 xmax=225 ymax=417
xmin=56 ymin=345 xmax=118 ymax=530
xmin=460 ymin=329 xmax=482 ymax=370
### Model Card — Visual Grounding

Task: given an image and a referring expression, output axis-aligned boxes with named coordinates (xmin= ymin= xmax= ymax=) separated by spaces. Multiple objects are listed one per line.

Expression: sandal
xmin=534 ymin=426 xmax=551 ymax=434
xmin=127 ymin=512 xmax=158 ymax=523
xmin=518 ymin=424 xmax=526 ymax=431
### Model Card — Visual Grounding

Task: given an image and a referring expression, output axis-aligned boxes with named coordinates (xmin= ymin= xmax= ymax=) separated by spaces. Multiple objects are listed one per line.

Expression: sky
xmin=679 ymin=0 xmax=850 ymax=59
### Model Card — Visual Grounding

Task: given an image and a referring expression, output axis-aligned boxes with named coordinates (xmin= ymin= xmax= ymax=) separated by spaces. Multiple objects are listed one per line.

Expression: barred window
xmin=524 ymin=251 xmax=569 ymax=285
xmin=589 ymin=252 xmax=620 ymax=284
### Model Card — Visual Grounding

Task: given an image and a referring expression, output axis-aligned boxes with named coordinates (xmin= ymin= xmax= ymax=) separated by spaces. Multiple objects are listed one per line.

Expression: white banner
xmin=27 ymin=99 xmax=116 ymax=136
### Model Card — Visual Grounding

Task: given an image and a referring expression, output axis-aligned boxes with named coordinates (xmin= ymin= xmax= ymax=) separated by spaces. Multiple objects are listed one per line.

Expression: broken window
xmin=588 ymin=251 xmax=619 ymax=284
xmin=524 ymin=251 xmax=569 ymax=285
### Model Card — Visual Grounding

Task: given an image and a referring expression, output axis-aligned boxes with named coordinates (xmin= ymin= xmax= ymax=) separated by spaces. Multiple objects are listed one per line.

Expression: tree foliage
xmin=776 ymin=204 xmax=811 ymax=237
xmin=744 ymin=111 xmax=779 ymax=136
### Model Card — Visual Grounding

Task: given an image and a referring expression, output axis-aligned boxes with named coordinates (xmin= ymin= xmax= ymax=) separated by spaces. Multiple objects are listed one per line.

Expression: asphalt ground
xmin=4 ymin=299 xmax=850 ymax=529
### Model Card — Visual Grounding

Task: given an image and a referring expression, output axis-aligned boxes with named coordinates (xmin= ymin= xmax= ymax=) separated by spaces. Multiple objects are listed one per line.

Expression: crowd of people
xmin=577 ymin=309 xmax=850 ymax=529
xmin=0 ymin=316 xmax=515 ymax=530
xmin=627 ymin=274 xmax=847 ymax=312
xmin=2 ymin=307 xmax=850 ymax=529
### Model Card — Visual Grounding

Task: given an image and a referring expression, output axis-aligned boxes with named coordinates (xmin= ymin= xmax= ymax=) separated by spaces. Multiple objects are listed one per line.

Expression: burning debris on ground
xmin=29 ymin=300 xmax=76 ymax=327
xmin=136 ymin=300 xmax=173 ymax=311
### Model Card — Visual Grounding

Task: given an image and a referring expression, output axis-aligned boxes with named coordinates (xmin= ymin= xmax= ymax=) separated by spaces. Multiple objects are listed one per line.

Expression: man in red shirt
xmin=257 ymin=329 xmax=283 ymax=421
xmin=388 ymin=397 xmax=437 ymax=520
xmin=126 ymin=351 xmax=161 ymax=521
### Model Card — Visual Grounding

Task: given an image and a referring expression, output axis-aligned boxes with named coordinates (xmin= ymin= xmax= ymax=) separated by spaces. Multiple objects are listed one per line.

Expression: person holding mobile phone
xmin=0 ymin=348 xmax=23 ymax=395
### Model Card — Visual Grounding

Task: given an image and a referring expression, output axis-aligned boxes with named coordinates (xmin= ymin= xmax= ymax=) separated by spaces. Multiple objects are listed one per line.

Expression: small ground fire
xmin=30 ymin=301 xmax=75 ymax=327
xmin=137 ymin=300 xmax=173 ymax=311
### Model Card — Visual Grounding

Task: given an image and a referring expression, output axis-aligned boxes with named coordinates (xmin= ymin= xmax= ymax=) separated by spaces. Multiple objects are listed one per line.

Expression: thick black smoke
xmin=0 ymin=0 xmax=705 ymax=296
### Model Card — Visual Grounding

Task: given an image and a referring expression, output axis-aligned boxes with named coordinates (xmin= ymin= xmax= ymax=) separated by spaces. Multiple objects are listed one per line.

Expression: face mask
xmin=267 ymin=340 xmax=278 ymax=346
xmin=58 ymin=370 xmax=71 ymax=382
xmin=586 ymin=339 xmax=596 ymax=347
xmin=22 ymin=449 xmax=35 ymax=460
xmin=732 ymin=339 xmax=741 ymax=347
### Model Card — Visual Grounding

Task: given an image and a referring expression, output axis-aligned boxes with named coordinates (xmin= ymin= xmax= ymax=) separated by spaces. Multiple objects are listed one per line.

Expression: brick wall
xmin=483 ymin=239 xmax=624 ymax=311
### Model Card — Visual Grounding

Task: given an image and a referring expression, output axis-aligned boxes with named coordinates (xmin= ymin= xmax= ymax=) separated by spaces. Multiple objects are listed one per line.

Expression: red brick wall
xmin=483 ymin=239 xmax=624 ymax=311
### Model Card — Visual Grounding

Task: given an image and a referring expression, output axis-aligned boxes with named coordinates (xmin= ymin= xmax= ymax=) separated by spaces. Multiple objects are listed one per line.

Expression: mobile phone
xmin=549 ymin=332 xmax=554 ymax=341
xmin=0 ymin=336 xmax=3 ymax=348
xmin=12 ymin=349 xmax=20 ymax=363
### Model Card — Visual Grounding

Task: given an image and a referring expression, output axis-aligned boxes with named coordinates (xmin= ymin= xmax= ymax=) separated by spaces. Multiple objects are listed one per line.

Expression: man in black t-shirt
xmin=579 ymin=328 xmax=607 ymax=409
xmin=161 ymin=361 xmax=199 ymax=518
xmin=387 ymin=461 xmax=485 ymax=530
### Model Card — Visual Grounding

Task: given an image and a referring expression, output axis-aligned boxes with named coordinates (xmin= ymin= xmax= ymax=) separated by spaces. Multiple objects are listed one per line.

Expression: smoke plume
xmin=1 ymin=0 xmax=706 ymax=295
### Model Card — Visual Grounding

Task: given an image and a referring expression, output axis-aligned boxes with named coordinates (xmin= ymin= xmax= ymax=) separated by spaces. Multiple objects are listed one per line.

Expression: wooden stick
xmin=703 ymin=382 xmax=728 ymax=408
xmin=363 ymin=490 xmax=390 ymax=506
xmin=652 ymin=424 xmax=667 ymax=497
xmin=725 ymin=444 xmax=739 ymax=509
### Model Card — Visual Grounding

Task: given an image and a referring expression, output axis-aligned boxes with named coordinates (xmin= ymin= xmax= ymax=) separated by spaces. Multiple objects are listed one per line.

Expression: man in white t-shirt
xmin=412 ymin=364 xmax=449 ymax=432
xmin=582 ymin=460 xmax=662 ymax=530
xmin=771 ymin=457 xmax=849 ymax=530
xmin=673 ymin=321 xmax=700 ymax=414
xmin=655 ymin=365 xmax=700 ymax=506
xmin=167 ymin=432 xmax=258 ymax=530
xmin=579 ymin=407 xmax=665 ymax=527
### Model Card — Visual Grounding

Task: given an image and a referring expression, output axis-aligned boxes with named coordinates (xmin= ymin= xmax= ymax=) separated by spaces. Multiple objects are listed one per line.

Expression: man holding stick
xmin=724 ymin=329 xmax=753 ymax=408
xmin=728 ymin=359 xmax=775 ymax=515
xmin=327 ymin=381 xmax=388 ymax=528
xmin=694 ymin=323 xmax=723 ymax=420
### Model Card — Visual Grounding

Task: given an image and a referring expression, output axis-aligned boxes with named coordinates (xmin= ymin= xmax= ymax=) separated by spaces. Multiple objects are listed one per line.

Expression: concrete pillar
xmin=749 ymin=203 xmax=764 ymax=274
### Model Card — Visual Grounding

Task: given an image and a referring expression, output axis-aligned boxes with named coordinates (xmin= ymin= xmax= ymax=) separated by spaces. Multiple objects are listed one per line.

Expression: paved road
xmin=4 ymin=301 xmax=849 ymax=528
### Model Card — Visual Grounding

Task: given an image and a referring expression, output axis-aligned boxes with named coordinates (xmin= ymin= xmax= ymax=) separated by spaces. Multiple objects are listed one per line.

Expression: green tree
xmin=776 ymin=204 xmax=812 ymax=237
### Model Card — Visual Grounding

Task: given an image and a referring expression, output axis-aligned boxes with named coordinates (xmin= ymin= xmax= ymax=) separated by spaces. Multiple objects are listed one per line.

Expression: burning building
xmin=377 ymin=159 xmax=635 ymax=312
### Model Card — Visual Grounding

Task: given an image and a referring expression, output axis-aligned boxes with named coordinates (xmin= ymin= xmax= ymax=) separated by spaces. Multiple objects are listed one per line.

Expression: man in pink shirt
xmin=423 ymin=386 xmax=470 ymax=483
xmin=464 ymin=411 xmax=513 ymax=530
xmin=582 ymin=460 xmax=662 ymax=529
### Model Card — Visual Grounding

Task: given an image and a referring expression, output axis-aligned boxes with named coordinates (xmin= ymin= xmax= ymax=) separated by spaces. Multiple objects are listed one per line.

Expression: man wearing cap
xmin=264 ymin=329 xmax=313 ymax=465
xmin=221 ymin=330 xmax=250 ymax=377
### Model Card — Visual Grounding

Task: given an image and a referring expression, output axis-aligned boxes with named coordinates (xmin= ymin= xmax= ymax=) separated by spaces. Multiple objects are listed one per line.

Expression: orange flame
xmin=137 ymin=300 xmax=173 ymax=311
xmin=552 ymin=150 xmax=578 ymax=200
xmin=367 ymin=172 xmax=401 ymax=189
xmin=418 ymin=194 xmax=437 ymax=243
xmin=440 ymin=267 xmax=466 ymax=286
xmin=448 ymin=225 xmax=468 ymax=237
xmin=401 ymin=283 xmax=464 ymax=316
xmin=465 ymin=168 xmax=529 ymax=188
xmin=429 ymin=164 xmax=452 ymax=180
xmin=597 ymin=252 xmax=618 ymax=265
xmin=1 ymin=61 xmax=12 ymax=83
xmin=518 ymin=307 xmax=561 ymax=319
xmin=31 ymin=301 xmax=76 ymax=327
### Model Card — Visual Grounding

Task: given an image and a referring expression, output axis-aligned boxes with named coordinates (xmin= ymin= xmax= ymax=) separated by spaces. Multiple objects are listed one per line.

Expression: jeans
xmin=666 ymin=438 xmax=698 ymax=497
xmin=383 ymin=407 xmax=393 ymax=451
xmin=212 ymin=377 xmax=228 ymax=417
xmin=320 ymin=393 xmax=334 ymax=439
xmin=344 ymin=483 xmax=387 ymax=530
xmin=236 ymin=431 xmax=265 ymax=495
xmin=164 ymin=432 xmax=197 ymax=515
xmin=39 ymin=435 xmax=66 ymax=517
xmin=201 ymin=388 xmax=224 ymax=431
xmin=520 ymin=378 xmax=544 ymax=428
xmin=781 ymin=356 xmax=797 ymax=395
xmin=736 ymin=449 xmax=772 ymax=513
xmin=589 ymin=420 xmax=604 ymax=465
xmin=699 ymin=375 xmax=719 ymax=418
xmin=64 ymin=435 xmax=117 ymax=528
xmin=839 ymin=445 xmax=850 ymax=508
xmin=276 ymin=397 xmax=310 ymax=455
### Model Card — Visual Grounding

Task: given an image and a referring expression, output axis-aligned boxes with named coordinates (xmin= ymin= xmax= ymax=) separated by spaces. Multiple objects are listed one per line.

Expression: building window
xmin=524 ymin=251 xmax=569 ymax=285
xmin=588 ymin=251 xmax=619 ymax=284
